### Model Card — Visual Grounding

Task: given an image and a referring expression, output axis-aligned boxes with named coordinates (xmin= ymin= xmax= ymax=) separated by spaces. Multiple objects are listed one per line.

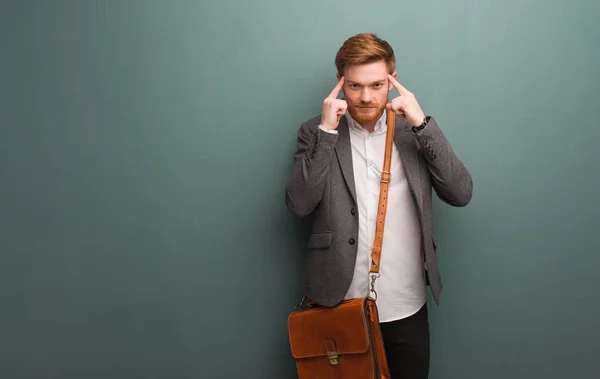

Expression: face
xmin=338 ymin=60 xmax=396 ymax=127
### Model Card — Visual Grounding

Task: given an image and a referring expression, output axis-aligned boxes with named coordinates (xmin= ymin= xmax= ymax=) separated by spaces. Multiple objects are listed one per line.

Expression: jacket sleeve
xmin=285 ymin=121 xmax=339 ymax=216
xmin=412 ymin=117 xmax=473 ymax=207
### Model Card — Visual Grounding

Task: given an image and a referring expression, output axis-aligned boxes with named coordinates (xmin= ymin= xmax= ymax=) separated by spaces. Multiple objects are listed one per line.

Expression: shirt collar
xmin=345 ymin=110 xmax=387 ymax=135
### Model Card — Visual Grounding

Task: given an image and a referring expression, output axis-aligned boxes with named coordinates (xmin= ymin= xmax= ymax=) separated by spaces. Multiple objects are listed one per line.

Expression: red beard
xmin=347 ymin=102 xmax=386 ymax=125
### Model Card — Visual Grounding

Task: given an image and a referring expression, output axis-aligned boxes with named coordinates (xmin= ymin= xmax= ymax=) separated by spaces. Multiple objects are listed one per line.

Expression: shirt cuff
xmin=319 ymin=124 xmax=338 ymax=134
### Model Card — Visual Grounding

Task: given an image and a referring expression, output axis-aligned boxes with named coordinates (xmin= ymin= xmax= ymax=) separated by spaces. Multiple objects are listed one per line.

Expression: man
xmin=284 ymin=33 xmax=472 ymax=378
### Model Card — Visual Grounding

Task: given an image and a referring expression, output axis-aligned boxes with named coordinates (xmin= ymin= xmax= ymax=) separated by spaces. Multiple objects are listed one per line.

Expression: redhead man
xmin=285 ymin=33 xmax=473 ymax=378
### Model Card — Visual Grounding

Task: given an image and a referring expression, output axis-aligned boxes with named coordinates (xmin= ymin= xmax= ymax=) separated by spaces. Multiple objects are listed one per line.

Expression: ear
xmin=389 ymin=71 xmax=398 ymax=91
xmin=336 ymin=73 xmax=341 ymax=81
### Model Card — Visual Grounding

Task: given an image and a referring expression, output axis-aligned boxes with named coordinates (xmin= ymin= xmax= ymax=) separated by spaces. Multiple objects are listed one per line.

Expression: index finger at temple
xmin=388 ymin=75 xmax=408 ymax=94
xmin=328 ymin=77 xmax=345 ymax=98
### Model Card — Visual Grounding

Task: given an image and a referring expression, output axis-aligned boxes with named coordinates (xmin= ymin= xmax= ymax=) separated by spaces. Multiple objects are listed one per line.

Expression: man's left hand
xmin=386 ymin=74 xmax=426 ymax=127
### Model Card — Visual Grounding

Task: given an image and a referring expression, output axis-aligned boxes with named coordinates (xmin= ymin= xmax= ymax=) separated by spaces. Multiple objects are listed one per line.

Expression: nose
xmin=360 ymin=88 xmax=372 ymax=104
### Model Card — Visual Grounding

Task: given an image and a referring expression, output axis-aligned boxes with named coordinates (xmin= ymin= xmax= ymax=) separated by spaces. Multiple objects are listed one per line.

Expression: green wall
xmin=1 ymin=1 xmax=599 ymax=378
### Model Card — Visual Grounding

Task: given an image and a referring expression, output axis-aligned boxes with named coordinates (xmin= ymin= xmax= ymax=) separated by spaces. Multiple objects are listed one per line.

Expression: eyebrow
xmin=347 ymin=79 xmax=387 ymax=85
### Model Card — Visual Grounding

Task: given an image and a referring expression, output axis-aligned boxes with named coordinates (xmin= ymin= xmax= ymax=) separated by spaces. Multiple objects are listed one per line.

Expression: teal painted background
xmin=1 ymin=1 xmax=599 ymax=378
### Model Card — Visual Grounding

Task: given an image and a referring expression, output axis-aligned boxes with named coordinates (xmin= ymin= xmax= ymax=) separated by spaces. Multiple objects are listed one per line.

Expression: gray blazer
xmin=285 ymin=114 xmax=472 ymax=307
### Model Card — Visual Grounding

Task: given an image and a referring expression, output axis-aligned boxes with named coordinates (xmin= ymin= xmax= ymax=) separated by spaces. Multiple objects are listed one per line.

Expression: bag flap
xmin=288 ymin=298 xmax=371 ymax=359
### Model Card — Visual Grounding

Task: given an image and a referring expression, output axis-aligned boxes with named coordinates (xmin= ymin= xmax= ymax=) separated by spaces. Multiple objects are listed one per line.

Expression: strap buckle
xmin=381 ymin=171 xmax=391 ymax=184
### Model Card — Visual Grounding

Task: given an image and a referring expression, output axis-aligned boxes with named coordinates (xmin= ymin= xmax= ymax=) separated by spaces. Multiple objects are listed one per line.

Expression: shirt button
xmin=351 ymin=208 xmax=357 ymax=216
xmin=348 ymin=238 xmax=356 ymax=245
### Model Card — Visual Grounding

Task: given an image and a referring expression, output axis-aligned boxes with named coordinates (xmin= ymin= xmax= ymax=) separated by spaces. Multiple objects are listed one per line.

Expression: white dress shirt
xmin=319 ymin=111 xmax=426 ymax=322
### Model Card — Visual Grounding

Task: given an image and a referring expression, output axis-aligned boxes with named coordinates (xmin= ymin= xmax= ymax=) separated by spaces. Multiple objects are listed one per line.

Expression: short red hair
xmin=334 ymin=33 xmax=396 ymax=76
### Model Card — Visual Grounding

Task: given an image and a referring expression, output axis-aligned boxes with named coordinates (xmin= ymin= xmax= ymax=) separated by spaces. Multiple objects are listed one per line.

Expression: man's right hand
xmin=321 ymin=77 xmax=347 ymax=131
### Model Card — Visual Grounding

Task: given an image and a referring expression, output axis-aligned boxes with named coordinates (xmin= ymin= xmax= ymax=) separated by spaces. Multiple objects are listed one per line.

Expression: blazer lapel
xmin=334 ymin=117 xmax=357 ymax=204
xmin=394 ymin=119 xmax=423 ymax=213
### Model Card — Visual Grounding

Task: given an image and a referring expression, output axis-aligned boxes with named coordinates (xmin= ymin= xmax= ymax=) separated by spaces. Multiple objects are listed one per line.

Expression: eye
xmin=350 ymin=84 xmax=361 ymax=89
xmin=373 ymin=83 xmax=383 ymax=89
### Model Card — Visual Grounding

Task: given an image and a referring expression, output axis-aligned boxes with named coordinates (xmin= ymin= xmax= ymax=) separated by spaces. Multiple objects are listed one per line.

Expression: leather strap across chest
xmin=369 ymin=109 xmax=396 ymax=274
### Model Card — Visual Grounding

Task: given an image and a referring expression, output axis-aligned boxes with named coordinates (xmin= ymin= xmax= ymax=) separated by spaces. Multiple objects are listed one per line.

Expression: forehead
xmin=344 ymin=61 xmax=388 ymax=83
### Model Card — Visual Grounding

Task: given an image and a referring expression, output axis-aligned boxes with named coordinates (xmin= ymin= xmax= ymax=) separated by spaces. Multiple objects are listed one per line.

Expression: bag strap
xmin=368 ymin=109 xmax=396 ymax=293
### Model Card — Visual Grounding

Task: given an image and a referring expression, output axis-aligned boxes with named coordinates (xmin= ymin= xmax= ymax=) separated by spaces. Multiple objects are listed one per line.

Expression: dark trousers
xmin=380 ymin=303 xmax=430 ymax=379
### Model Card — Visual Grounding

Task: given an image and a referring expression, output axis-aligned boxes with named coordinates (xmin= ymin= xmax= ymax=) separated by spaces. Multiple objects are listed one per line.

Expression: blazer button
xmin=351 ymin=208 xmax=356 ymax=216
xmin=348 ymin=238 xmax=355 ymax=245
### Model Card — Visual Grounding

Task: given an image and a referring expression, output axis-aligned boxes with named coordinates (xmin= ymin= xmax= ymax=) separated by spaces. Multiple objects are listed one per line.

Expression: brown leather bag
xmin=288 ymin=109 xmax=397 ymax=379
